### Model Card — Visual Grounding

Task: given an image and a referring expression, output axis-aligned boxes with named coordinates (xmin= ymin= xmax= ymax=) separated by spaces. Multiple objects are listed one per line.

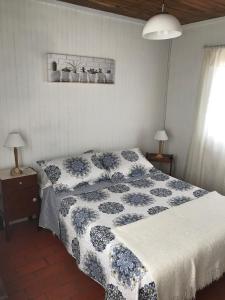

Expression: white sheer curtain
xmin=185 ymin=46 xmax=225 ymax=194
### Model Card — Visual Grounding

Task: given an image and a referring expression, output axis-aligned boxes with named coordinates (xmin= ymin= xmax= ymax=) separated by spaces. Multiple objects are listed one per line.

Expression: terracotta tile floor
xmin=0 ymin=221 xmax=104 ymax=300
xmin=0 ymin=221 xmax=225 ymax=300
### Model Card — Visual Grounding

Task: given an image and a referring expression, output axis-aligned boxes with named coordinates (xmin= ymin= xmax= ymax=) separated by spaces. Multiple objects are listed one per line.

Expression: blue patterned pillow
xmin=93 ymin=148 xmax=153 ymax=181
xmin=37 ymin=152 xmax=108 ymax=190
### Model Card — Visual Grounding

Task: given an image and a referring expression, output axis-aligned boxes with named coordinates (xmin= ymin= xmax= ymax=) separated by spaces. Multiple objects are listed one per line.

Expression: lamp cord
xmin=161 ymin=0 xmax=165 ymax=13
xmin=163 ymin=39 xmax=172 ymax=129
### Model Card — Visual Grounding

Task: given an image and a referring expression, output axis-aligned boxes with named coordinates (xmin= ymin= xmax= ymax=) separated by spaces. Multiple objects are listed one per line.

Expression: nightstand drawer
xmin=0 ymin=167 xmax=38 ymax=240
xmin=4 ymin=187 xmax=39 ymax=221
xmin=3 ymin=174 xmax=37 ymax=194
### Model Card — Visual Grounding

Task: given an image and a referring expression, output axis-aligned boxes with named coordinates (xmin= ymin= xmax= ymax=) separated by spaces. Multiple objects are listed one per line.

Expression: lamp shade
xmin=4 ymin=132 xmax=25 ymax=148
xmin=154 ymin=130 xmax=168 ymax=141
xmin=142 ymin=13 xmax=182 ymax=40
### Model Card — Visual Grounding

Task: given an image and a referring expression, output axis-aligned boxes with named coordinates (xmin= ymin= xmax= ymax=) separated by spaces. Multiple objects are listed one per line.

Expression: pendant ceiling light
xmin=142 ymin=0 xmax=182 ymax=40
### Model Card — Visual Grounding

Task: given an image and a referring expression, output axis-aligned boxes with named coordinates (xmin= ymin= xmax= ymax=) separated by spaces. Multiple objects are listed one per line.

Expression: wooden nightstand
xmin=0 ymin=167 xmax=39 ymax=240
xmin=146 ymin=153 xmax=174 ymax=175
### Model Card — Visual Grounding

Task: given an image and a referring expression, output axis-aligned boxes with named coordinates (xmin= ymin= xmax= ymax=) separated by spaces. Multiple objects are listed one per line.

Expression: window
xmin=185 ymin=46 xmax=225 ymax=194
xmin=205 ymin=62 xmax=225 ymax=144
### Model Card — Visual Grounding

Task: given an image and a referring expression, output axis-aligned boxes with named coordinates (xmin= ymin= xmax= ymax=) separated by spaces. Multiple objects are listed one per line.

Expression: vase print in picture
xmin=80 ymin=67 xmax=88 ymax=83
xmin=50 ymin=61 xmax=60 ymax=82
xmin=106 ymin=70 xmax=113 ymax=83
xmin=70 ymin=72 xmax=79 ymax=82
xmin=97 ymin=68 xmax=105 ymax=83
xmin=68 ymin=63 xmax=80 ymax=82
xmin=61 ymin=67 xmax=71 ymax=82
xmin=88 ymin=68 xmax=97 ymax=83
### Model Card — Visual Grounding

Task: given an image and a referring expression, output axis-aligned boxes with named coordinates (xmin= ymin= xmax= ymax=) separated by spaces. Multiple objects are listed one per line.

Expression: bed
xmin=37 ymin=148 xmax=223 ymax=300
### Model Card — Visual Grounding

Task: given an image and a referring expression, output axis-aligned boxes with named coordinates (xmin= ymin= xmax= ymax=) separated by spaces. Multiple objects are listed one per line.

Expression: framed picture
xmin=47 ymin=53 xmax=115 ymax=84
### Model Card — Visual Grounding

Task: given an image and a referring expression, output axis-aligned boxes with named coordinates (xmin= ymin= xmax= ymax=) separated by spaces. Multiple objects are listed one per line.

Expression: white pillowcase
xmin=37 ymin=151 xmax=108 ymax=190
xmin=93 ymin=148 xmax=154 ymax=181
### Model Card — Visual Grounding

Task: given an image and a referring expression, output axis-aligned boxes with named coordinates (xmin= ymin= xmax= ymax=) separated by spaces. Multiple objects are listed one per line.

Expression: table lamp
xmin=154 ymin=130 xmax=168 ymax=158
xmin=4 ymin=132 xmax=25 ymax=176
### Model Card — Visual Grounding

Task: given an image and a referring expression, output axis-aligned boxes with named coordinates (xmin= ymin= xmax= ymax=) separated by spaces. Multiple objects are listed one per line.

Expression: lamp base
xmin=10 ymin=167 xmax=23 ymax=176
xmin=154 ymin=153 xmax=164 ymax=159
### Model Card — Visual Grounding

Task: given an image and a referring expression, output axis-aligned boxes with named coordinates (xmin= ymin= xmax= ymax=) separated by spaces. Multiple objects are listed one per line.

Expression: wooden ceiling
xmin=59 ymin=0 xmax=225 ymax=25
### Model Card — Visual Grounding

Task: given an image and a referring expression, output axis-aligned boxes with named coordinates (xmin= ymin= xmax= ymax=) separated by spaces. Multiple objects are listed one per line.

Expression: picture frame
xmin=47 ymin=53 xmax=115 ymax=84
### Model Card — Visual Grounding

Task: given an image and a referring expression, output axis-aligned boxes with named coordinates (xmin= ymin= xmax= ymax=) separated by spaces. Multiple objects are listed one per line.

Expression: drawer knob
xmin=19 ymin=181 xmax=23 ymax=185
xmin=32 ymin=197 xmax=37 ymax=202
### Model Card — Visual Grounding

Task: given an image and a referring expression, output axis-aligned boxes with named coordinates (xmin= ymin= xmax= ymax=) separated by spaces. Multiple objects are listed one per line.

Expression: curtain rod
xmin=204 ymin=44 xmax=225 ymax=48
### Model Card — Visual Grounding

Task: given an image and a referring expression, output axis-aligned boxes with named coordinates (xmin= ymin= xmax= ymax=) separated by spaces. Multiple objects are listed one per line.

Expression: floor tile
xmin=0 ymin=221 xmax=224 ymax=300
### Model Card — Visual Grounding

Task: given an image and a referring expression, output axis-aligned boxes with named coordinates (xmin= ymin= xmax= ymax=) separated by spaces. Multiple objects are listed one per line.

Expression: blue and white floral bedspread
xmin=57 ymin=169 xmax=207 ymax=300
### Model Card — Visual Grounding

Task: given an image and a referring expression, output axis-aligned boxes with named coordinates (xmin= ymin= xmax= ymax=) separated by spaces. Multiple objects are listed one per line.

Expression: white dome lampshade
xmin=142 ymin=1 xmax=182 ymax=40
xmin=143 ymin=14 xmax=182 ymax=40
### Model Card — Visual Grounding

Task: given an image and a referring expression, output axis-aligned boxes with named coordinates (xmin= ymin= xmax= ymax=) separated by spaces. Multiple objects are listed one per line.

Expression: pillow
xmin=37 ymin=151 xmax=108 ymax=190
xmin=93 ymin=148 xmax=154 ymax=182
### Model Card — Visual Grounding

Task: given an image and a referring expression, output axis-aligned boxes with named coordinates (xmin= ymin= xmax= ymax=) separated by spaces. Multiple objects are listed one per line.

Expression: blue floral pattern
xmin=94 ymin=174 xmax=111 ymax=184
xmin=169 ymin=196 xmax=191 ymax=206
xmin=193 ymin=189 xmax=208 ymax=198
xmin=97 ymin=152 xmax=120 ymax=171
xmin=130 ymin=179 xmax=154 ymax=188
xmin=38 ymin=152 xmax=109 ymax=191
xmin=167 ymin=179 xmax=192 ymax=191
xmin=139 ymin=282 xmax=158 ymax=300
xmin=108 ymin=184 xmax=130 ymax=193
xmin=98 ymin=202 xmax=124 ymax=214
xmin=72 ymin=207 xmax=98 ymax=236
xmin=54 ymin=184 xmax=71 ymax=196
xmin=91 ymin=154 xmax=105 ymax=169
xmin=84 ymin=252 xmax=106 ymax=286
xmin=98 ymin=148 xmax=154 ymax=181
xmin=111 ymin=172 xmax=125 ymax=183
xmin=150 ymin=172 xmax=169 ymax=181
xmin=128 ymin=165 xmax=147 ymax=178
xmin=111 ymin=244 xmax=145 ymax=288
xmin=90 ymin=226 xmax=115 ymax=252
xmin=149 ymin=167 xmax=158 ymax=174
xmin=80 ymin=190 xmax=109 ymax=202
xmin=122 ymin=193 xmax=154 ymax=206
xmin=44 ymin=165 xmax=61 ymax=184
xmin=121 ymin=150 xmax=139 ymax=162
xmin=71 ymin=238 xmax=80 ymax=264
xmin=37 ymin=160 xmax=46 ymax=167
xmin=55 ymin=161 xmax=203 ymax=300
xmin=148 ymin=206 xmax=168 ymax=215
xmin=63 ymin=157 xmax=91 ymax=177
xmin=113 ymin=214 xmax=144 ymax=226
xmin=73 ymin=181 xmax=90 ymax=190
xmin=105 ymin=284 xmax=125 ymax=300
xmin=150 ymin=188 xmax=172 ymax=197
xmin=59 ymin=197 xmax=76 ymax=217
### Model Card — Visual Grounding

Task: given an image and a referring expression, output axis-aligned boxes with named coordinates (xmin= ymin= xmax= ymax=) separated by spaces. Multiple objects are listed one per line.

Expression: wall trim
xmin=35 ymin=0 xmax=145 ymax=25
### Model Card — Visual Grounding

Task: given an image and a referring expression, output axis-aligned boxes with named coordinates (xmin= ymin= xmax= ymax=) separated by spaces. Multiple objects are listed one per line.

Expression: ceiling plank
xmin=59 ymin=0 xmax=225 ymax=24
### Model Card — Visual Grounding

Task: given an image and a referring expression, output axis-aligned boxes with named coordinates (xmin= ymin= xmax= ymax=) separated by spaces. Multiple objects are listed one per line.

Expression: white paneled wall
xmin=0 ymin=0 xmax=169 ymax=168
